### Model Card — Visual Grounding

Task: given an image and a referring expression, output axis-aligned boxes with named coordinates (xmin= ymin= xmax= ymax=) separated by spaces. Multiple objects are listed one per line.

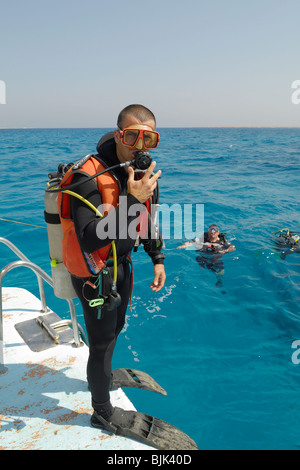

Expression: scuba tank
xmin=44 ymin=164 xmax=77 ymax=299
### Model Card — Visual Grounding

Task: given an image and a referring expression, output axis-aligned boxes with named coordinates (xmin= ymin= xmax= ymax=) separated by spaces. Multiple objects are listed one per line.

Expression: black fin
xmin=91 ymin=407 xmax=198 ymax=451
xmin=110 ymin=368 xmax=167 ymax=396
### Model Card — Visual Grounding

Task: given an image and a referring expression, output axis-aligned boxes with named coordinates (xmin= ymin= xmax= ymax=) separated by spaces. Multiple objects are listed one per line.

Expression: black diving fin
xmin=110 ymin=368 xmax=167 ymax=396
xmin=91 ymin=407 xmax=198 ymax=450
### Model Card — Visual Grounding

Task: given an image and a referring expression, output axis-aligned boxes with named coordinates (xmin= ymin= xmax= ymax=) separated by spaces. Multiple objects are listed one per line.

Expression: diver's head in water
xmin=207 ymin=224 xmax=220 ymax=243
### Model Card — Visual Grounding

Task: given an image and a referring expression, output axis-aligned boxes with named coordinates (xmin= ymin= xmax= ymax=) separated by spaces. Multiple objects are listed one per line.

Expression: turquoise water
xmin=1 ymin=128 xmax=300 ymax=449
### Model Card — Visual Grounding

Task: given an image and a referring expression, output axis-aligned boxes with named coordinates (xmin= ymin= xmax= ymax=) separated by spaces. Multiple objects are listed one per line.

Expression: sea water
xmin=0 ymin=127 xmax=300 ymax=450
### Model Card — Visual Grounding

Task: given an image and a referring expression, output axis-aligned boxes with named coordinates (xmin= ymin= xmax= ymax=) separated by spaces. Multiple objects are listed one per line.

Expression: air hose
xmin=61 ymin=189 xmax=118 ymax=286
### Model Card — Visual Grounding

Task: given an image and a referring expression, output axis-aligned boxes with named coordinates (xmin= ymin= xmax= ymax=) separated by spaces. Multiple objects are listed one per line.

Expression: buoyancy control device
xmin=273 ymin=228 xmax=300 ymax=246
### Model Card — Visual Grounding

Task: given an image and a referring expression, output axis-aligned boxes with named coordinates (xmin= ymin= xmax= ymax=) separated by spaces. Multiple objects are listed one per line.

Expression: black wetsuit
xmin=70 ymin=137 xmax=164 ymax=407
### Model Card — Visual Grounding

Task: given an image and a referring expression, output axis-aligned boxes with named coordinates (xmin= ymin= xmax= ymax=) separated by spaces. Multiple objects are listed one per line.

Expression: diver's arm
xmin=140 ymin=213 xmax=165 ymax=265
xmin=146 ymin=222 xmax=166 ymax=290
xmin=218 ymin=240 xmax=236 ymax=254
xmin=177 ymin=240 xmax=195 ymax=249
xmin=281 ymin=248 xmax=295 ymax=259
xmin=139 ymin=195 xmax=166 ymax=290
xmin=222 ymin=244 xmax=236 ymax=253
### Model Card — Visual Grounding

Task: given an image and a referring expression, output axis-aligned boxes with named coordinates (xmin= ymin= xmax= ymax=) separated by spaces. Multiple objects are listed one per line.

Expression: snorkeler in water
xmin=177 ymin=224 xmax=236 ymax=287
xmin=272 ymin=229 xmax=300 ymax=260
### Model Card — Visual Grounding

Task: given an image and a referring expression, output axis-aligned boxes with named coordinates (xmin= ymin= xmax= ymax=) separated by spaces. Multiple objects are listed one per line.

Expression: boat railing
xmin=0 ymin=237 xmax=84 ymax=375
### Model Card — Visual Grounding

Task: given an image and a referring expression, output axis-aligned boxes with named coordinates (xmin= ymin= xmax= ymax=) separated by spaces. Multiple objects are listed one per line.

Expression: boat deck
xmin=0 ymin=287 xmax=153 ymax=450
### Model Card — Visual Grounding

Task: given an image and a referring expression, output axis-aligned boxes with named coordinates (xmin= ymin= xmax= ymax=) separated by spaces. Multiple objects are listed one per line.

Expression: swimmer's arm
xmin=218 ymin=244 xmax=236 ymax=254
xmin=226 ymin=244 xmax=236 ymax=252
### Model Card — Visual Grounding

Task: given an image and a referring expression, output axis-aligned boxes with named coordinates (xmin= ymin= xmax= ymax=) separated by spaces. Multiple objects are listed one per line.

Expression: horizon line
xmin=1 ymin=125 xmax=300 ymax=130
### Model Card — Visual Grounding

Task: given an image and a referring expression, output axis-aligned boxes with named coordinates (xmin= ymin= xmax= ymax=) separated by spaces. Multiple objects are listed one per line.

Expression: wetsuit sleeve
xmin=222 ymin=239 xmax=233 ymax=250
xmin=70 ymin=173 xmax=144 ymax=255
xmin=140 ymin=214 xmax=165 ymax=265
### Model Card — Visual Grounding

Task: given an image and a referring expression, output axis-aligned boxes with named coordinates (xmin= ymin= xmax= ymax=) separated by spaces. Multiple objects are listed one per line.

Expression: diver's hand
xmin=127 ymin=162 xmax=161 ymax=203
xmin=226 ymin=245 xmax=236 ymax=252
xmin=150 ymin=264 xmax=166 ymax=292
xmin=220 ymin=245 xmax=236 ymax=254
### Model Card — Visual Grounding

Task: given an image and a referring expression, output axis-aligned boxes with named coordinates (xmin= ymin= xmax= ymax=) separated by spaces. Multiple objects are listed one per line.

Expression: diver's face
xmin=208 ymin=227 xmax=219 ymax=242
xmin=114 ymin=114 xmax=156 ymax=165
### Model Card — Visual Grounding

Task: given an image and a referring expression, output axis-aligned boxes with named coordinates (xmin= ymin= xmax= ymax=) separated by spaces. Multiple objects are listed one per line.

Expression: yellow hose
xmin=63 ymin=189 xmax=118 ymax=283
xmin=272 ymin=228 xmax=290 ymax=235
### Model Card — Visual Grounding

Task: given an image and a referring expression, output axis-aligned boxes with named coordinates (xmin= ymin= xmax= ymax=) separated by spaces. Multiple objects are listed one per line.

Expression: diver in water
xmin=177 ymin=224 xmax=236 ymax=287
xmin=273 ymin=229 xmax=300 ymax=260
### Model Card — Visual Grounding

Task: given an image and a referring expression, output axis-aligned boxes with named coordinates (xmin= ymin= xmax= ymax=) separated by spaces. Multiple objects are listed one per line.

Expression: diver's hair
xmin=117 ymin=104 xmax=156 ymax=130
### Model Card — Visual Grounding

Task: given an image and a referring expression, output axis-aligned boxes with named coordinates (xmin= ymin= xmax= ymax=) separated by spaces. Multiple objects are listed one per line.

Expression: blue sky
xmin=1 ymin=0 xmax=300 ymax=128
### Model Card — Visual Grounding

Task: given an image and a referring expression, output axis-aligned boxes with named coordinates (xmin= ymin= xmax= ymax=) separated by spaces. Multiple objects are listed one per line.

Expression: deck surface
xmin=0 ymin=287 xmax=153 ymax=450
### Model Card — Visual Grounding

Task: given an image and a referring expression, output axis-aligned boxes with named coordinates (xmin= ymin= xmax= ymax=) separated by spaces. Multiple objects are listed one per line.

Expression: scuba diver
xmin=177 ymin=224 xmax=236 ymax=287
xmin=46 ymin=104 xmax=197 ymax=450
xmin=272 ymin=228 xmax=300 ymax=260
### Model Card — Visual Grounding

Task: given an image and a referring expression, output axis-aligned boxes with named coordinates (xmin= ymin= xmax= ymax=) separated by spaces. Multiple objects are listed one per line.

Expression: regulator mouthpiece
xmin=131 ymin=151 xmax=152 ymax=170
